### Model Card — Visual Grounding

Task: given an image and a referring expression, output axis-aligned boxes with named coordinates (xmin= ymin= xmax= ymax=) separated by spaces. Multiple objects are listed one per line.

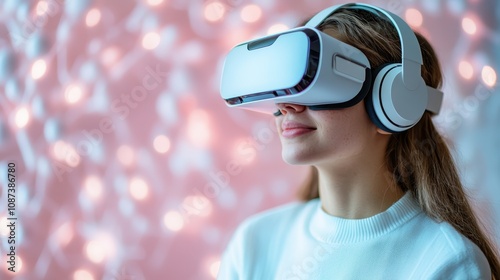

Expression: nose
xmin=276 ymin=103 xmax=306 ymax=115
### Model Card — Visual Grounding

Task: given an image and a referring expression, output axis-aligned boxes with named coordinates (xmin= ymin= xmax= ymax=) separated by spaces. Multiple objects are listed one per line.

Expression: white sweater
xmin=217 ymin=192 xmax=491 ymax=279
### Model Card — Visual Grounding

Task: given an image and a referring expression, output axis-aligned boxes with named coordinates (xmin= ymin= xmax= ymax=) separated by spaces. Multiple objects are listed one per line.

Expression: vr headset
xmin=219 ymin=3 xmax=444 ymax=133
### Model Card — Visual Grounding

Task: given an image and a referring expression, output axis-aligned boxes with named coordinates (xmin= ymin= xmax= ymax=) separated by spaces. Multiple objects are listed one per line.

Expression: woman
xmin=218 ymin=5 xmax=500 ymax=279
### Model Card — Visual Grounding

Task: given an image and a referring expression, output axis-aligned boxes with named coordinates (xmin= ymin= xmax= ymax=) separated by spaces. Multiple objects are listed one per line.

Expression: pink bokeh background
xmin=0 ymin=0 xmax=499 ymax=279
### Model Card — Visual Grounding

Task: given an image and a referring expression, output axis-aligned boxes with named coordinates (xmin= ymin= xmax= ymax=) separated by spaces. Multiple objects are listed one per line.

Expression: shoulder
xmin=217 ymin=199 xmax=318 ymax=279
xmin=226 ymin=198 xmax=320 ymax=247
xmin=235 ymin=198 xmax=318 ymax=238
xmin=434 ymin=222 xmax=487 ymax=261
xmin=435 ymin=222 xmax=478 ymax=251
xmin=406 ymin=211 xmax=486 ymax=258
xmin=440 ymin=222 xmax=490 ymax=261
xmin=395 ymin=208 xmax=491 ymax=278
xmin=420 ymin=220 xmax=491 ymax=279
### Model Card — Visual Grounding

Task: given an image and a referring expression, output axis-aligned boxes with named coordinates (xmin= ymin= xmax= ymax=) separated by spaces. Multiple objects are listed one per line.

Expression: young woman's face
xmin=274 ymin=101 xmax=388 ymax=168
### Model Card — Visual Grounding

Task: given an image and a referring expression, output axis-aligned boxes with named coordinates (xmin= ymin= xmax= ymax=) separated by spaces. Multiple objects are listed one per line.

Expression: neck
xmin=316 ymin=156 xmax=403 ymax=219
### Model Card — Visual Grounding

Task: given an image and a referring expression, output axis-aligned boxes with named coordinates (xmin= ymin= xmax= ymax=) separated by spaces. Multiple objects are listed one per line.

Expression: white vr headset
xmin=219 ymin=3 xmax=444 ymax=133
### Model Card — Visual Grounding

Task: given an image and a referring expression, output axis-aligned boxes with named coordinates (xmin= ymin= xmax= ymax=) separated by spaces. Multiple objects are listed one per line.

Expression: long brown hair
xmin=297 ymin=7 xmax=500 ymax=279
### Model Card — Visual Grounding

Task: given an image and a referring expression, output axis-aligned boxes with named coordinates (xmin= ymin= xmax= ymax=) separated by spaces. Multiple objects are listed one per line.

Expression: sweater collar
xmin=308 ymin=192 xmax=422 ymax=244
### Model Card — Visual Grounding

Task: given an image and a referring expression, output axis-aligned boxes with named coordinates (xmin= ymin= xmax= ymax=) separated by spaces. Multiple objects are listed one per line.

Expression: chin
xmin=281 ymin=150 xmax=317 ymax=165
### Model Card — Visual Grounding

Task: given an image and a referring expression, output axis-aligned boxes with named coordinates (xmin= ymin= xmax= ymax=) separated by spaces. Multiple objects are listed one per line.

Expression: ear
xmin=377 ymin=127 xmax=393 ymax=135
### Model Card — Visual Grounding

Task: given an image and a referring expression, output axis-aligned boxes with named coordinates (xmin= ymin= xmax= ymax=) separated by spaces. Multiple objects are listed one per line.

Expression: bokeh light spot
xmin=15 ymin=107 xmax=30 ymax=128
xmin=129 ymin=177 xmax=149 ymax=200
xmin=153 ymin=135 xmax=171 ymax=154
xmin=3 ymin=255 xmax=23 ymax=273
xmin=18 ymin=256 xmax=24 ymax=272
xmin=86 ymin=8 xmax=101 ymax=27
xmin=147 ymin=0 xmax=164 ymax=6
xmin=0 ymin=216 xmax=9 ymax=236
xmin=117 ymin=145 xmax=135 ymax=166
xmin=458 ymin=60 xmax=474 ymax=80
xmin=56 ymin=222 xmax=74 ymax=247
xmin=86 ymin=240 xmax=105 ymax=263
xmin=187 ymin=109 xmax=213 ymax=148
xmin=482 ymin=65 xmax=497 ymax=87
xmin=462 ymin=17 xmax=477 ymax=35
xmin=142 ymin=32 xmax=161 ymax=50
xmin=53 ymin=140 xmax=69 ymax=161
xmin=163 ymin=211 xmax=185 ymax=231
xmin=65 ymin=84 xmax=84 ymax=104
xmin=36 ymin=1 xmax=49 ymax=15
xmin=240 ymin=4 xmax=262 ymax=23
xmin=84 ymin=175 xmax=103 ymax=200
xmin=267 ymin=23 xmax=289 ymax=35
xmin=85 ymin=233 xmax=115 ymax=263
xmin=31 ymin=59 xmax=47 ymax=80
xmin=204 ymin=1 xmax=225 ymax=22
xmin=52 ymin=141 xmax=81 ymax=167
xmin=209 ymin=260 xmax=221 ymax=278
xmin=101 ymin=47 xmax=121 ymax=67
xmin=73 ymin=269 xmax=95 ymax=280
xmin=405 ymin=8 xmax=423 ymax=27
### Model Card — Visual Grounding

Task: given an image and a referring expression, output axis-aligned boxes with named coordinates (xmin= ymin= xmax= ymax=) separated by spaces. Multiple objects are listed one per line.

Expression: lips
xmin=281 ymin=121 xmax=316 ymax=138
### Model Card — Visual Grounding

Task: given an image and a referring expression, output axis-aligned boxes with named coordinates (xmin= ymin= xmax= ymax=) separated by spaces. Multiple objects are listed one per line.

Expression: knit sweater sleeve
xmin=217 ymin=201 xmax=304 ymax=280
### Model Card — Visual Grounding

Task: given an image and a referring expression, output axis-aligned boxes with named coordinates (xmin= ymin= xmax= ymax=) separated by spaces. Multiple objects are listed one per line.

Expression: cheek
xmin=317 ymin=107 xmax=375 ymax=149
xmin=338 ymin=102 xmax=376 ymax=132
xmin=318 ymin=109 xmax=356 ymax=135
xmin=325 ymin=120 xmax=355 ymax=150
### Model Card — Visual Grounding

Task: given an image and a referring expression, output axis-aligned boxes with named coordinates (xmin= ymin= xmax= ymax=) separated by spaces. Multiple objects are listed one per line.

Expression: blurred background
xmin=0 ymin=0 xmax=498 ymax=279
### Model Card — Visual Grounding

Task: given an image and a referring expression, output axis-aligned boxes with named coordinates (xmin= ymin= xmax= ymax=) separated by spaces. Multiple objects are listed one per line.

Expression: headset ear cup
xmin=370 ymin=63 xmax=428 ymax=133
xmin=364 ymin=63 xmax=397 ymax=133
